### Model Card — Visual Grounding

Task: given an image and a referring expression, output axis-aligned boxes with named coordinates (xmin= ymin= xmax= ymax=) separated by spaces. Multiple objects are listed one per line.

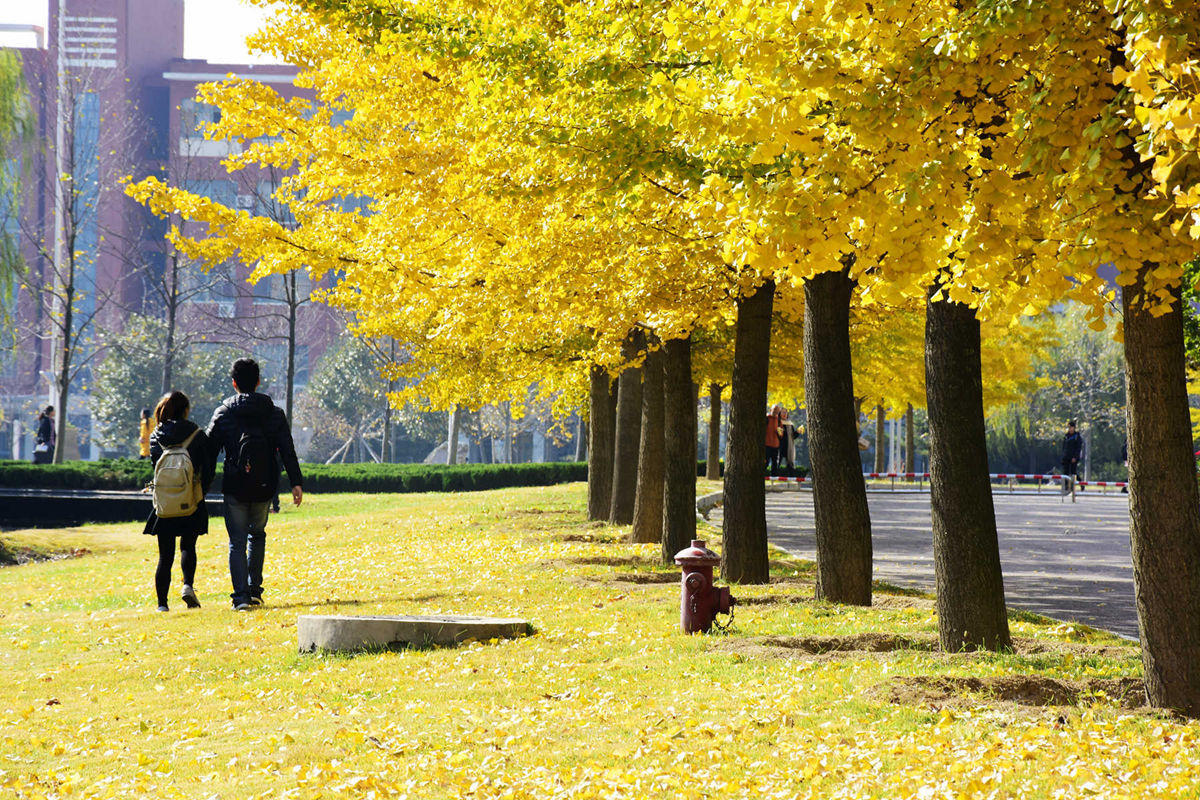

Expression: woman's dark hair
xmin=154 ymin=391 xmax=190 ymax=424
xmin=37 ymin=405 xmax=54 ymax=420
xmin=140 ymin=408 xmax=151 ymax=419
xmin=230 ymin=358 xmax=260 ymax=393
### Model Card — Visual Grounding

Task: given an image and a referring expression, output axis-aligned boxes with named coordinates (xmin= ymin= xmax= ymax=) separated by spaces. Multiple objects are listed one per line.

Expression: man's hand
xmin=292 ymin=486 xmax=303 ymax=507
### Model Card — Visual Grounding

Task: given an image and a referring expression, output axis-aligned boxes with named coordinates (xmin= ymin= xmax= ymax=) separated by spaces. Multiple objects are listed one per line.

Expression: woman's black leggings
xmin=155 ymin=533 xmax=198 ymax=607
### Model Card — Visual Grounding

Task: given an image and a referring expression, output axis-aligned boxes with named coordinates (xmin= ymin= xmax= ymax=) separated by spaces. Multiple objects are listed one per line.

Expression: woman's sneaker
xmin=181 ymin=585 xmax=201 ymax=609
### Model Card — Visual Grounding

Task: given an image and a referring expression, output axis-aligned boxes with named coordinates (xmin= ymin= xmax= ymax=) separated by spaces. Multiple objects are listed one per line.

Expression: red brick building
xmin=2 ymin=0 xmax=342 ymax=458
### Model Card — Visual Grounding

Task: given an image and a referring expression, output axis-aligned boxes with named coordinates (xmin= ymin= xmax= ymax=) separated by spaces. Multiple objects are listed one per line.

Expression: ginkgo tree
xmin=1098 ymin=0 xmax=1200 ymax=715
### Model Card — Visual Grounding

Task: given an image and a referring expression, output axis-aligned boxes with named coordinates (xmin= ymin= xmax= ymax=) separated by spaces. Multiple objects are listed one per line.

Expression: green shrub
xmin=1 ymin=459 xmax=776 ymax=494
xmin=0 ymin=459 xmax=588 ymax=494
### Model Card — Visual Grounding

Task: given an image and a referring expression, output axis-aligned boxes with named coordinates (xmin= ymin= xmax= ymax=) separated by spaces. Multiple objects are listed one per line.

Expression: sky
xmin=0 ymin=0 xmax=280 ymax=63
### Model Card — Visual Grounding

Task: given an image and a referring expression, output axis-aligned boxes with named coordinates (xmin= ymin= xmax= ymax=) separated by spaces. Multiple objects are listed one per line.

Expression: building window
xmin=179 ymin=98 xmax=221 ymax=135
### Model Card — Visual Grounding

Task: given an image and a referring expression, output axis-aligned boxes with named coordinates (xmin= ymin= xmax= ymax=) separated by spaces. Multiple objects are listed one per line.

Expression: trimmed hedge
xmin=0 ymin=459 xmax=588 ymax=494
xmin=0 ymin=458 xmax=806 ymax=494
xmin=298 ymin=462 xmax=588 ymax=493
xmin=0 ymin=459 xmax=153 ymax=491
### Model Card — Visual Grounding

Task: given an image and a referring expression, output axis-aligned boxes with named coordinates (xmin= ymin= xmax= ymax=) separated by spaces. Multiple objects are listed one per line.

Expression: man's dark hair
xmin=231 ymin=358 xmax=260 ymax=393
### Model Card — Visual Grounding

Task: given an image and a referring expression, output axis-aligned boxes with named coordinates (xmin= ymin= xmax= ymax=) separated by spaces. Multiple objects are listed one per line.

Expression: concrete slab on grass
xmin=298 ymin=614 xmax=531 ymax=653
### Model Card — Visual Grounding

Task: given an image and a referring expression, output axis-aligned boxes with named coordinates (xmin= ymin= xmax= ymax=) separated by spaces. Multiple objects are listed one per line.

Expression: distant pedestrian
xmin=1062 ymin=420 xmax=1084 ymax=493
xmin=778 ymin=408 xmax=797 ymax=476
xmin=144 ymin=391 xmax=214 ymax=612
xmin=765 ymin=404 xmax=784 ymax=476
xmin=138 ymin=407 xmax=153 ymax=459
xmin=32 ymin=406 xmax=55 ymax=464
xmin=206 ymin=358 xmax=303 ymax=611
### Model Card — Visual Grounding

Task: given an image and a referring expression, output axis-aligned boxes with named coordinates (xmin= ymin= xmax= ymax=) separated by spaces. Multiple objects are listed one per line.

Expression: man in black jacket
xmin=207 ymin=358 xmax=303 ymax=610
xmin=1061 ymin=420 xmax=1084 ymax=494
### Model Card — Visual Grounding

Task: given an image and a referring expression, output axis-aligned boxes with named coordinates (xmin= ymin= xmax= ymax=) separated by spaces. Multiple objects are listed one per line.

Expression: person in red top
xmin=765 ymin=404 xmax=784 ymax=476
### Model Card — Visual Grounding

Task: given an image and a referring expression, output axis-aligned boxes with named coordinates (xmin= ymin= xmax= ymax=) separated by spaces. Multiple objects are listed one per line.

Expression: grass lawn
xmin=1 ymin=483 xmax=1196 ymax=798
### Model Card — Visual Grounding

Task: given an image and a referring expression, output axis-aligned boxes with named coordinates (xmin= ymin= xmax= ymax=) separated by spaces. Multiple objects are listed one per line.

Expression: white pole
xmin=50 ymin=0 xmax=66 ymax=409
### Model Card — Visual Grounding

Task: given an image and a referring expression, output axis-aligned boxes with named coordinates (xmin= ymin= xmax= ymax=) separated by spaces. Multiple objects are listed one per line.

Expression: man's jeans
xmin=224 ymin=498 xmax=270 ymax=606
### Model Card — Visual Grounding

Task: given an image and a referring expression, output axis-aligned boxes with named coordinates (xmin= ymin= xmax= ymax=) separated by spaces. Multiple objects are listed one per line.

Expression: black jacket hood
xmin=153 ymin=418 xmax=200 ymax=447
xmin=222 ymin=392 xmax=277 ymax=421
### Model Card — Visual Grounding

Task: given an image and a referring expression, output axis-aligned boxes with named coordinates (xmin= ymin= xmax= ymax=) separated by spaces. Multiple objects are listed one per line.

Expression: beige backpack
xmin=151 ymin=429 xmax=203 ymax=518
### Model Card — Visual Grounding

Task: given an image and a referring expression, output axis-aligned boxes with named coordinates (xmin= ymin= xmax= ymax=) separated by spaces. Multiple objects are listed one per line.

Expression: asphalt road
xmin=714 ymin=489 xmax=1138 ymax=639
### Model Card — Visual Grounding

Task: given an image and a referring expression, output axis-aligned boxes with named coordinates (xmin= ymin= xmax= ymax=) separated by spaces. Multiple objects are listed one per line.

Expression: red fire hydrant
xmin=674 ymin=539 xmax=735 ymax=634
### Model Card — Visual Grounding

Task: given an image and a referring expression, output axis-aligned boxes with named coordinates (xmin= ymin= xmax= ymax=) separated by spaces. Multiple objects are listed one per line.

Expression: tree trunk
xmin=631 ymin=348 xmax=665 ymax=544
xmin=574 ymin=417 xmax=588 ymax=462
xmin=503 ymin=402 xmax=512 ymax=463
xmin=54 ymin=376 xmax=69 ymax=464
xmin=1083 ymin=407 xmax=1093 ymax=482
xmin=873 ymin=404 xmax=886 ymax=473
xmin=609 ymin=334 xmax=645 ymax=525
xmin=1123 ymin=272 xmax=1200 ymax=716
xmin=662 ymin=336 xmax=697 ymax=563
xmin=51 ymin=257 xmax=76 ymax=464
xmin=161 ymin=254 xmax=178 ymax=396
xmin=721 ymin=279 xmax=774 ymax=584
xmin=285 ymin=273 xmax=297 ymax=426
xmin=587 ymin=366 xmax=616 ymax=521
xmin=382 ymin=340 xmax=395 ymax=463
xmin=803 ymin=268 xmax=873 ymax=605
xmin=706 ymin=383 xmax=722 ymax=480
xmin=905 ymin=403 xmax=915 ymax=473
xmin=447 ymin=405 xmax=461 ymax=465
xmin=925 ymin=290 xmax=1011 ymax=651
xmin=382 ymin=403 xmax=392 ymax=462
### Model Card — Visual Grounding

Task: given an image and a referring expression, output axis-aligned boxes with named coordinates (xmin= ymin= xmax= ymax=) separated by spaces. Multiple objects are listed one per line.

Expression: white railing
xmin=763 ymin=472 xmax=1128 ymax=493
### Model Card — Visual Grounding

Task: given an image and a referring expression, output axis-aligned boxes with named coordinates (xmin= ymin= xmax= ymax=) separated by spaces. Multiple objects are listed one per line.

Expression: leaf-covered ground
xmin=1 ymin=484 xmax=1195 ymax=798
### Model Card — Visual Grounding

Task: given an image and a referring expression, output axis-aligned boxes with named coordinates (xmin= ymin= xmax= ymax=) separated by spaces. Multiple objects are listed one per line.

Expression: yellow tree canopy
xmin=1114 ymin=1 xmax=1200 ymax=247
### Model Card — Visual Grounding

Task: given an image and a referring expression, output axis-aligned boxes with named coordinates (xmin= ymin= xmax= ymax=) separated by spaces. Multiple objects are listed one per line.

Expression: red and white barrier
xmin=764 ymin=472 xmax=1128 ymax=492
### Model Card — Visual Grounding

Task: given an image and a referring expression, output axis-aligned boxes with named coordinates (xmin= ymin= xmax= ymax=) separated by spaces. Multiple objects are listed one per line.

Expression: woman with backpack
xmin=143 ymin=391 xmax=215 ymax=612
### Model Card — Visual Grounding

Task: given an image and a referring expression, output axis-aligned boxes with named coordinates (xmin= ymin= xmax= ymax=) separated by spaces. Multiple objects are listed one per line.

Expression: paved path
xmin=713 ymin=490 xmax=1138 ymax=638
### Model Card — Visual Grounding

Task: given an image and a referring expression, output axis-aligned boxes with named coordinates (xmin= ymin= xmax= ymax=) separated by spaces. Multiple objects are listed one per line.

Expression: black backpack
xmin=230 ymin=422 xmax=276 ymax=502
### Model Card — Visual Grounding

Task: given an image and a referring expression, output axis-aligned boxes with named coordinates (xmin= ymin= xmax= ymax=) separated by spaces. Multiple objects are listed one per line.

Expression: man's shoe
xmin=181 ymin=585 xmax=201 ymax=609
xmin=233 ymin=603 xmax=251 ymax=611
xmin=156 ymin=605 xmax=169 ymax=613
xmin=248 ymin=596 xmax=263 ymax=607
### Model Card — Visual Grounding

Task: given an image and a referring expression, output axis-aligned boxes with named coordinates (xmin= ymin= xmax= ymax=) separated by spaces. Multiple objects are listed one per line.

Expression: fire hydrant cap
xmin=674 ymin=539 xmax=721 ymax=567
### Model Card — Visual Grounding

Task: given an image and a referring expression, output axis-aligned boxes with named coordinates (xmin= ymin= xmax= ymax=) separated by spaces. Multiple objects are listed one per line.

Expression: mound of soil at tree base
xmin=567 ymin=555 xmax=661 ymax=569
xmin=557 ymin=532 xmax=624 ymax=544
xmin=884 ymin=675 xmax=1146 ymax=709
xmin=763 ymin=632 xmax=937 ymax=653
xmin=720 ymin=632 xmax=938 ymax=658
xmin=604 ymin=571 xmax=679 ymax=584
xmin=734 ymin=594 xmax=813 ymax=607
xmin=565 ymin=569 xmax=679 ymax=587
xmin=716 ymin=633 xmax=1136 ymax=662
xmin=0 ymin=544 xmax=91 ymax=567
